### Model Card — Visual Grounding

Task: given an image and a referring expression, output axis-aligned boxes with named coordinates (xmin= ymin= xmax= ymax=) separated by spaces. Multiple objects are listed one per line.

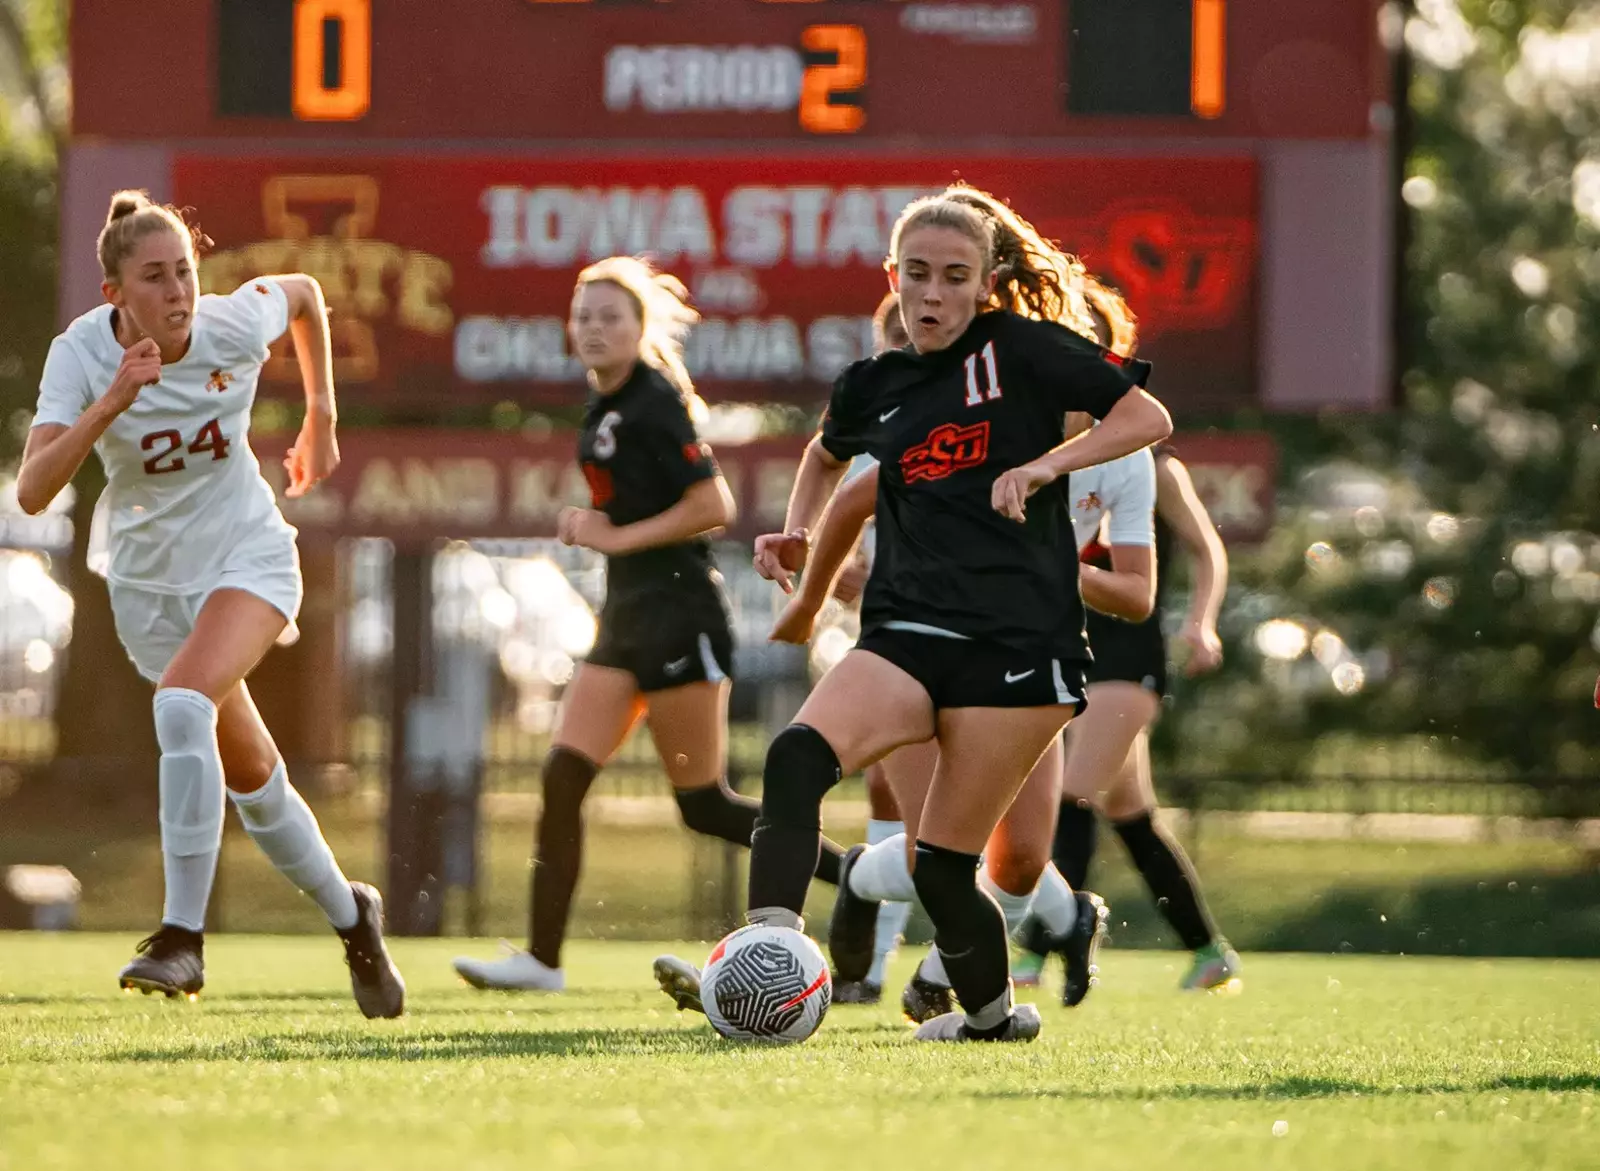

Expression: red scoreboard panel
xmin=171 ymin=154 xmax=1257 ymax=409
xmin=64 ymin=0 xmax=1395 ymax=415
xmin=74 ymin=0 xmax=1382 ymax=141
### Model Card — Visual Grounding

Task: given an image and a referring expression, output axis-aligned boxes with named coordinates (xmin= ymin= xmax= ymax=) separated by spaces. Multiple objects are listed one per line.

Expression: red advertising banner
xmin=257 ymin=430 xmax=1276 ymax=547
xmin=178 ymin=155 xmax=1257 ymax=414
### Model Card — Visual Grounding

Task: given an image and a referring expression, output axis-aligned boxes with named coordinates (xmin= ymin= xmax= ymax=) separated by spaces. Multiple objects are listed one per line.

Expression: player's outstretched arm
xmin=993 ymin=389 xmax=1172 ymax=522
xmin=561 ymin=475 xmax=736 ymax=557
xmin=275 ymin=274 xmax=340 ymax=498
xmin=1080 ymin=544 xmax=1156 ymax=622
xmin=17 ymin=338 xmax=162 ymax=515
xmin=770 ymin=464 xmax=879 ymax=643
xmin=753 ymin=435 xmax=850 ymax=594
xmin=1157 ymin=454 xmax=1228 ymax=674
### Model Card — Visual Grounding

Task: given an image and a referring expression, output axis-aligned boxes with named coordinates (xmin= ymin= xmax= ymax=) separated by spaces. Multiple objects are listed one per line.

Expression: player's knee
xmin=674 ymin=783 xmax=734 ymax=835
xmin=986 ymin=850 xmax=1045 ymax=897
xmin=911 ymin=840 xmax=982 ymax=917
xmin=1104 ymin=790 xmax=1154 ymax=823
xmin=1112 ymin=809 xmax=1160 ymax=847
xmin=154 ymin=689 xmax=223 ymax=857
xmin=540 ymin=747 xmax=599 ymax=818
xmin=153 ymin=687 xmax=218 ymax=755
xmin=760 ymin=724 xmax=841 ymax=827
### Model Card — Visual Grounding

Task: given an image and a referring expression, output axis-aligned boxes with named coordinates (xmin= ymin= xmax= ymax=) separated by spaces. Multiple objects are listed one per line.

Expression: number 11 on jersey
xmin=964 ymin=341 xmax=1002 ymax=407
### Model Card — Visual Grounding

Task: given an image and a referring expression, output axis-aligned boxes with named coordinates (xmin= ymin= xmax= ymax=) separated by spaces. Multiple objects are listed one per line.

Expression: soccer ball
xmin=701 ymin=924 xmax=832 ymax=1043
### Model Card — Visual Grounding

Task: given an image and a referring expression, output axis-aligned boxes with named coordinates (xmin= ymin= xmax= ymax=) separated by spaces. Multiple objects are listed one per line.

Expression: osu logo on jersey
xmin=900 ymin=421 xmax=990 ymax=484
xmin=206 ymin=369 xmax=234 ymax=393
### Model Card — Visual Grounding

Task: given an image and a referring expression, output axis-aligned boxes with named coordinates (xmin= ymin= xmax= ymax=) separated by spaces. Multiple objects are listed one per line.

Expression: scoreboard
xmin=64 ymin=0 xmax=1395 ymax=417
xmin=75 ymin=0 xmax=1379 ymax=141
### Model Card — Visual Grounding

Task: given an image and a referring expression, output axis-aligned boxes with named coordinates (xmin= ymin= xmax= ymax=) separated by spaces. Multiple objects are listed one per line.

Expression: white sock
xmin=1030 ymin=862 xmax=1079 ymax=938
xmin=866 ymin=820 xmax=911 ymax=986
xmin=979 ymin=871 xmax=1035 ymax=939
xmin=161 ymin=853 xmax=217 ymax=933
xmin=918 ymin=947 xmax=949 ymax=988
xmin=965 ymin=985 xmax=1013 ymax=1033
xmin=153 ymin=688 xmax=225 ymax=932
xmin=848 ymin=833 xmax=918 ymax=902
xmin=229 ymin=763 xmax=359 ymax=929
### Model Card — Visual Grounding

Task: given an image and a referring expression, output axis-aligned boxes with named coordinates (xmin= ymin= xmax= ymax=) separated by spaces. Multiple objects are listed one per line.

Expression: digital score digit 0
xmin=293 ymin=0 xmax=371 ymax=121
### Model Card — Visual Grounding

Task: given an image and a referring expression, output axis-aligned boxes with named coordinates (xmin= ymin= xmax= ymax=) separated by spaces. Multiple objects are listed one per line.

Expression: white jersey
xmin=33 ymin=279 xmax=295 ymax=594
xmin=1068 ymin=447 xmax=1156 ymax=553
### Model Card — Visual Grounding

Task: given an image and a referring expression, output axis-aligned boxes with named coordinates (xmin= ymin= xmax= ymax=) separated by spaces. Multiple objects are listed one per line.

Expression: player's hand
xmin=769 ymin=594 xmax=823 ymax=645
xmin=832 ymin=555 xmax=869 ymax=606
xmin=753 ymin=529 xmax=808 ymax=595
xmin=283 ymin=411 xmax=340 ymax=498
xmin=991 ymin=462 xmax=1054 ymax=523
xmin=558 ymin=506 xmax=621 ymax=554
xmin=1177 ymin=620 xmax=1223 ymax=676
xmin=107 ymin=338 xmax=163 ymax=411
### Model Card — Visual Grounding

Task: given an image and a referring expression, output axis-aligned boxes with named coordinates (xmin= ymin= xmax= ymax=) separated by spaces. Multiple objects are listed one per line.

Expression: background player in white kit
xmin=16 ymin=191 xmax=404 ymax=1016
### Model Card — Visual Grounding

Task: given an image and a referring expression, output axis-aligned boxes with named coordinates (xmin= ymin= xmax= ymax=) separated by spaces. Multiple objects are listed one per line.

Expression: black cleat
xmin=832 ymin=979 xmax=883 ymax=1005
xmin=1060 ymin=890 xmax=1110 ymax=1007
xmin=118 ymin=925 xmax=205 ymax=999
xmin=900 ymin=972 xmax=956 ymax=1024
xmin=337 ymin=883 xmax=406 ymax=1019
xmin=827 ymin=844 xmax=880 ymax=984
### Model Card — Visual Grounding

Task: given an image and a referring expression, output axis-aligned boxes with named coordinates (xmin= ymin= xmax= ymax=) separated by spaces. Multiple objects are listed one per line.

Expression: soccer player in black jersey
xmin=655 ymin=186 xmax=1172 ymax=1042
xmin=454 ymin=257 xmax=843 ymax=992
xmin=1024 ymin=441 xmax=1242 ymax=992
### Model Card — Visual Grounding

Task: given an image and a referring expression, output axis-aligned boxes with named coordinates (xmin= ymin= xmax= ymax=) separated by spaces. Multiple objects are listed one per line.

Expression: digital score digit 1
xmin=1191 ymin=0 xmax=1225 ymax=119
xmin=799 ymin=25 xmax=866 ymax=135
xmin=293 ymin=0 xmax=372 ymax=121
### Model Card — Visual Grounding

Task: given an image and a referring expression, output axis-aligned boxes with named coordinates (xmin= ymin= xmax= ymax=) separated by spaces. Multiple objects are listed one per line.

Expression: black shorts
xmin=587 ymin=591 xmax=735 ymax=693
xmin=856 ymin=626 xmax=1088 ymax=712
xmin=1084 ymin=611 xmax=1168 ymax=697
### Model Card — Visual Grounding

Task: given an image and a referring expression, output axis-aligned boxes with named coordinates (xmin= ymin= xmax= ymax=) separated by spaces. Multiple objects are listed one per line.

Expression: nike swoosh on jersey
xmin=665 ymin=656 xmax=691 ymax=674
xmin=879 ymin=407 xmax=901 ymax=422
xmin=1004 ymin=669 xmax=1036 ymax=683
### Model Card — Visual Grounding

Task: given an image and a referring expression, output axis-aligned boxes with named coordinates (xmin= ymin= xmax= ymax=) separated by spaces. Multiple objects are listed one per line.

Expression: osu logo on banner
xmin=900 ymin=421 xmax=990 ymax=484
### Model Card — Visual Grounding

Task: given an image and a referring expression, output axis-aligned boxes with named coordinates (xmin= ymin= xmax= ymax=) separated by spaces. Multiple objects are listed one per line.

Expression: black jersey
xmin=819 ymin=310 xmax=1152 ymax=661
xmin=577 ymin=362 xmax=721 ymax=598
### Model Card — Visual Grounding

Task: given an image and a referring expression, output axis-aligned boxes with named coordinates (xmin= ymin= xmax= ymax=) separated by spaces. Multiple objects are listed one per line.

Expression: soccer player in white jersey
xmin=16 ymin=191 xmax=404 ymax=1016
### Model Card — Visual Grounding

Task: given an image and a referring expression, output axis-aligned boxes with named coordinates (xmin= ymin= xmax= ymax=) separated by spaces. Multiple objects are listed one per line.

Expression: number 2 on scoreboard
xmin=293 ymin=0 xmax=371 ymax=121
xmin=800 ymin=25 xmax=866 ymax=135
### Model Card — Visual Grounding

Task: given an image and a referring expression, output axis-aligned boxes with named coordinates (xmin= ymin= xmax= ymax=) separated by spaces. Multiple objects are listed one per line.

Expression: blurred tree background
xmin=1156 ymin=0 xmax=1600 ymax=788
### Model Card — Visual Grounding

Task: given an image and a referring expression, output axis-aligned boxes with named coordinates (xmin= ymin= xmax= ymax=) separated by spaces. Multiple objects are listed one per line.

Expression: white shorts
xmin=107 ymin=529 xmax=304 ymax=684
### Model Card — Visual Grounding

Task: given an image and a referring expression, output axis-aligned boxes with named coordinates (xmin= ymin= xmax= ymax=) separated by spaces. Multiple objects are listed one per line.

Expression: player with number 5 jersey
xmin=454 ymin=257 xmax=844 ymax=996
xmin=18 ymin=190 xmax=404 ymax=1015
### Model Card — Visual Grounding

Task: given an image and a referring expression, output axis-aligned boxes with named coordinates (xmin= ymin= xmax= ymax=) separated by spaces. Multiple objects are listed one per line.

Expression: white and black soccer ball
xmin=701 ymin=924 xmax=832 ymax=1043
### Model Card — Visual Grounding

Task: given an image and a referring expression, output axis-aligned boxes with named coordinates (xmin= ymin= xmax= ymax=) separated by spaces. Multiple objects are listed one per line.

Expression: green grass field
xmin=1 ymin=936 xmax=1595 ymax=1171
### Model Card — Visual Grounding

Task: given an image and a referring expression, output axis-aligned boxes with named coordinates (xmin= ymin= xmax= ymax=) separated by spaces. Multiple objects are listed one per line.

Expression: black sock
xmin=528 ymin=747 xmax=599 ymax=968
xmin=1052 ymin=800 xmax=1099 ymax=891
xmin=1113 ymin=812 xmax=1218 ymax=951
xmin=747 ymin=725 xmax=841 ymax=915
xmin=674 ymin=783 xmax=846 ymax=886
xmin=911 ymin=840 xmax=1010 ymax=1021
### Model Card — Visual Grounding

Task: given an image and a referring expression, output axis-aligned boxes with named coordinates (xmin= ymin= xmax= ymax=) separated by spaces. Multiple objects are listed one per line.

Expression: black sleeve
xmin=818 ymin=358 xmax=876 ymax=462
xmin=1023 ymin=320 xmax=1152 ymax=420
xmin=640 ymin=392 xmax=719 ymax=495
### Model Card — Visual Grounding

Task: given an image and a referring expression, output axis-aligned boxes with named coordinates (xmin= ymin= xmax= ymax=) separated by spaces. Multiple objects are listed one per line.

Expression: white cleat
xmin=652 ymin=954 xmax=705 ymax=1015
xmin=452 ymin=942 xmax=566 ymax=992
xmin=913 ymin=1002 xmax=1042 ymax=1043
